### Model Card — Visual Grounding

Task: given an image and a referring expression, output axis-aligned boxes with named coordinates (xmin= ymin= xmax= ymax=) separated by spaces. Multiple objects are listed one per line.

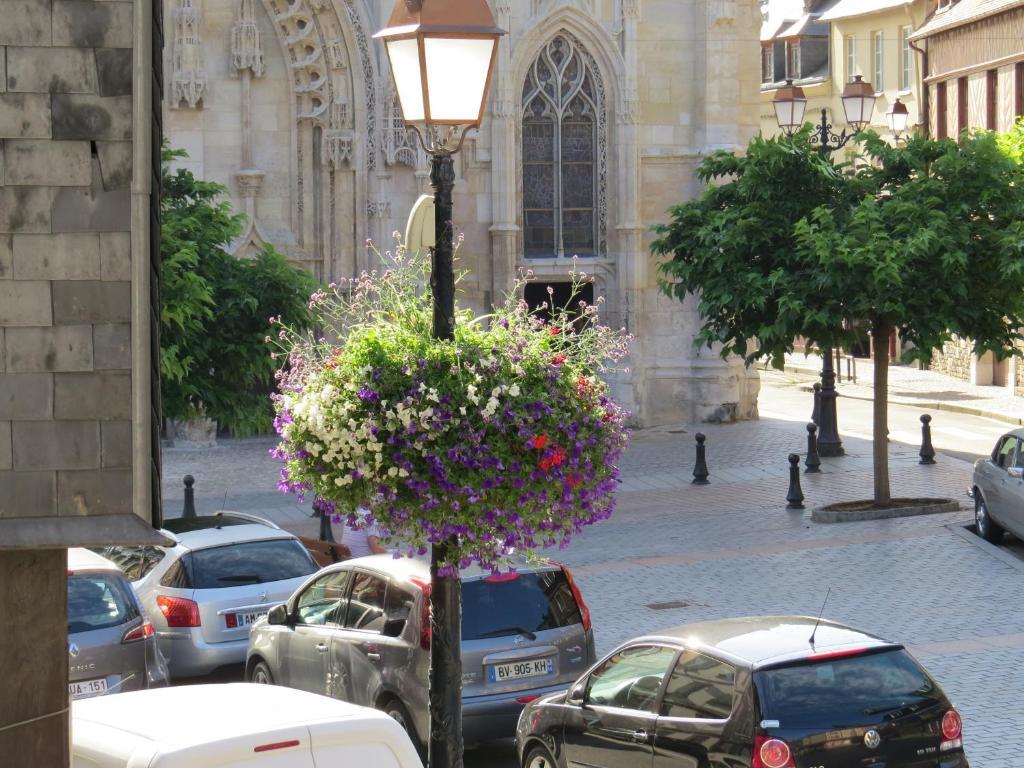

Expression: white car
xmin=72 ymin=683 xmax=424 ymax=768
xmin=97 ymin=513 xmax=319 ymax=678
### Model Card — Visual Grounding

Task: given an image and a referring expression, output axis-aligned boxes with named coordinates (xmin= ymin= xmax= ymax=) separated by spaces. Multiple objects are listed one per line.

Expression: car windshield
xmin=186 ymin=539 xmax=317 ymax=589
xmin=68 ymin=574 xmax=139 ymax=633
xmin=462 ymin=570 xmax=582 ymax=641
xmin=755 ymin=649 xmax=939 ymax=728
xmin=93 ymin=545 xmax=166 ymax=581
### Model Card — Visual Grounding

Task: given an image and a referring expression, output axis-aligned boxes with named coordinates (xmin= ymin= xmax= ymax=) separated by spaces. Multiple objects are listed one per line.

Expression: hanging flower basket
xmin=271 ymin=246 xmax=631 ymax=574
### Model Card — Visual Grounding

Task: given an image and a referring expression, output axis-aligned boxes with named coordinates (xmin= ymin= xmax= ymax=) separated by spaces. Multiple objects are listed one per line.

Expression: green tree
xmin=161 ymin=146 xmax=319 ymax=435
xmin=653 ymin=124 xmax=1024 ymax=505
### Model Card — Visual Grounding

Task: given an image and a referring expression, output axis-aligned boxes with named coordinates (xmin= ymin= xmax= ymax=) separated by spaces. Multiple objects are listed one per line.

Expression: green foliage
xmin=160 ymin=145 xmax=318 ymax=435
xmin=653 ymin=125 xmax=1024 ymax=367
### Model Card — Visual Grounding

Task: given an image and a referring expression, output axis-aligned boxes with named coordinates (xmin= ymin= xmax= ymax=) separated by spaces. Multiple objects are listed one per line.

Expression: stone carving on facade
xmin=367 ymin=200 xmax=392 ymax=219
xmin=171 ymin=0 xmax=207 ymax=108
xmin=325 ymin=39 xmax=348 ymax=69
xmin=343 ymin=0 xmax=377 ymax=171
xmin=231 ymin=0 xmax=265 ymax=76
xmin=621 ymin=0 xmax=641 ymax=20
xmin=384 ymin=85 xmax=427 ymax=170
xmin=325 ymin=100 xmax=355 ymax=168
xmin=532 ymin=0 xmax=595 ymax=18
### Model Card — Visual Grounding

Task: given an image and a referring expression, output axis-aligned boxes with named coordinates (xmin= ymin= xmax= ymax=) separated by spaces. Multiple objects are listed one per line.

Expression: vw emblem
xmin=864 ymin=730 xmax=881 ymax=750
xmin=513 ymin=635 xmax=526 ymax=646
xmin=68 ymin=643 xmax=80 ymax=658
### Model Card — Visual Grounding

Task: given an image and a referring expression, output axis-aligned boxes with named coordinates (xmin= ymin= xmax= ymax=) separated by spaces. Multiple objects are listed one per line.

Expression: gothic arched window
xmin=522 ymin=34 xmax=606 ymax=258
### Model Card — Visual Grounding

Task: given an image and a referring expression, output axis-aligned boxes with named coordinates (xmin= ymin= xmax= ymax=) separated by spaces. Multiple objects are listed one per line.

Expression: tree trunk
xmin=872 ymin=322 xmax=892 ymax=506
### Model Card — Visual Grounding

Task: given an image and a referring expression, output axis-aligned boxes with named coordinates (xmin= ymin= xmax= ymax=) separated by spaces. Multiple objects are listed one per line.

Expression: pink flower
xmin=552 ymin=354 xmax=567 ymax=366
xmin=550 ymin=326 xmax=561 ymax=336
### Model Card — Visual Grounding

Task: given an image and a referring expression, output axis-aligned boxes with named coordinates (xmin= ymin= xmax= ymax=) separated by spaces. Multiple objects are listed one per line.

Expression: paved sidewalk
xmin=162 ymin=385 xmax=1024 ymax=766
xmin=781 ymin=351 xmax=1024 ymax=425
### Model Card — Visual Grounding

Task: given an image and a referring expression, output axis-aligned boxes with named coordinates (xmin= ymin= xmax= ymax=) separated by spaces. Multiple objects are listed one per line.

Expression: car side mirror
xmin=568 ymin=682 xmax=586 ymax=706
xmin=267 ymin=604 xmax=290 ymax=625
xmin=1009 ymin=467 xmax=1024 ymax=479
xmin=382 ymin=617 xmax=406 ymax=638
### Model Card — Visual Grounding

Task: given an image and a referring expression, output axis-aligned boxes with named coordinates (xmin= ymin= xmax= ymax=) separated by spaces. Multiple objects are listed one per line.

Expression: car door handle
xmin=366 ymin=652 xmax=381 ymax=662
xmin=316 ymin=643 xmax=329 ymax=653
xmin=631 ymin=729 xmax=649 ymax=744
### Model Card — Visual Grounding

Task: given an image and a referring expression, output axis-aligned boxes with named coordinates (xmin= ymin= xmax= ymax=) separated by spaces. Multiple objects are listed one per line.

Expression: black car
xmin=516 ymin=616 xmax=968 ymax=768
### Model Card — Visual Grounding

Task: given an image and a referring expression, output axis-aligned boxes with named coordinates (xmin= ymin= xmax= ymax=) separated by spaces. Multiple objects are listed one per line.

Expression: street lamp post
xmin=772 ymin=74 xmax=880 ymax=458
xmin=375 ymin=3 xmax=504 ymax=767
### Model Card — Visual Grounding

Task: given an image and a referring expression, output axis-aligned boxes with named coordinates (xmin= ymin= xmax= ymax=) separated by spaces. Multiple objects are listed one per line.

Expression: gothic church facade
xmin=163 ymin=0 xmax=762 ymax=426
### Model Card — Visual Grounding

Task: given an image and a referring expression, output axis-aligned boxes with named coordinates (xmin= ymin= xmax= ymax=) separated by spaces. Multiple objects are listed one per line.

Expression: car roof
xmin=68 ymin=548 xmax=122 ymax=573
xmin=163 ymin=520 xmax=296 ymax=552
xmin=635 ymin=616 xmax=898 ymax=669
xmin=72 ymin=683 xmax=394 ymax=749
xmin=333 ymin=554 xmax=561 ymax=584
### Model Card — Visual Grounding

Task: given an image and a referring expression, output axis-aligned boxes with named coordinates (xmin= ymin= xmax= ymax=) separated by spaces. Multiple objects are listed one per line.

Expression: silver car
xmin=971 ymin=428 xmax=1024 ymax=543
xmin=99 ymin=512 xmax=319 ymax=678
xmin=68 ymin=548 xmax=169 ymax=699
xmin=246 ymin=554 xmax=596 ymax=748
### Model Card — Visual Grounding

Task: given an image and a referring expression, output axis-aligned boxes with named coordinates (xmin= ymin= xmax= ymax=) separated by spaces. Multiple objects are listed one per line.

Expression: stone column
xmin=489 ymin=1 xmax=519 ymax=308
xmin=231 ymin=0 xmax=266 ymax=226
xmin=0 ymin=550 xmax=68 ymax=765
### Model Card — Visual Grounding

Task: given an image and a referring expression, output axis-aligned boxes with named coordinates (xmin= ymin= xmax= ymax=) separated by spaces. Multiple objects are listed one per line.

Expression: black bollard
xmin=319 ymin=509 xmax=336 ymax=542
xmin=811 ymin=382 xmax=821 ymax=425
xmin=692 ymin=433 xmax=710 ymax=485
xmin=919 ymin=414 xmax=937 ymax=465
xmin=182 ymin=475 xmax=197 ymax=518
xmin=786 ymin=454 xmax=805 ymax=509
xmin=805 ymin=423 xmax=821 ymax=473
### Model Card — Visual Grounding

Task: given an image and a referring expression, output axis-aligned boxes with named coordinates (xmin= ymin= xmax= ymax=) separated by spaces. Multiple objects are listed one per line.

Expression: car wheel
xmin=524 ymin=744 xmax=558 ymax=768
xmin=250 ymin=660 xmax=275 ymax=685
xmin=381 ymin=698 xmax=422 ymax=755
xmin=975 ymin=494 xmax=1004 ymax=544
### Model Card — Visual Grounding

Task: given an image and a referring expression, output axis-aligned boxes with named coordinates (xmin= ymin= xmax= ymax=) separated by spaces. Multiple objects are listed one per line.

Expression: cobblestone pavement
xmin=782 ymin=351 xmax=1024 ymax=426
xmin=163 ymin=382 xmax=1024 ymax=766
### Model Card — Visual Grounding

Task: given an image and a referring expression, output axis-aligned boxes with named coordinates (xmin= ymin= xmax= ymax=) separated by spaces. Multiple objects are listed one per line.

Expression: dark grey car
xmin=971 ymin=428 xmax=1024 ymax=543
xmin=68 ymin=549 xmax=169 ymax=699
xmin=246 ymin=554 xmax=596 ymax=750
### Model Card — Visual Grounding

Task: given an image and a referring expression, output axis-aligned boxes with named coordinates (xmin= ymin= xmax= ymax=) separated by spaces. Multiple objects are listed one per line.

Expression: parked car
xmin=96 ymin=512 xmax=319 ymax=678
xmin=970 ymin=428 xmax=1024 ymax=543
xmin=72 ymin=682 xmax=424 ymax=768
xmin=67 ymin=548 xmax=169 ymax=700
xmin=246 ymin=554 xmax=596 ymax=749
xmin=517 ymin=615 xmax=969 ymax=768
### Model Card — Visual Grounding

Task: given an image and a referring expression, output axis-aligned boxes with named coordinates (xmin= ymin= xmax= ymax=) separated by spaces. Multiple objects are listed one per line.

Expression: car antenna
xmin=808 ymin=586 xmax=832 ymax=649
xmin=215 ymin=490 xmax=228 ymax=528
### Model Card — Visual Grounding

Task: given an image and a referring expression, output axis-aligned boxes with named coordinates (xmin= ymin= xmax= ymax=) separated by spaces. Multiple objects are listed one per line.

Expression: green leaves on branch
xmin=160 ymin=145 xmax=318 ymax=436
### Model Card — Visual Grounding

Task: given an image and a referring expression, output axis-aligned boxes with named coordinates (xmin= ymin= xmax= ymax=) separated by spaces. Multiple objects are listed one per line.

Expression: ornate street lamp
xmin=886 ymin=98 xmax=910 ymax=140
xmin=771 ymin=75 xmax=881 ymax=458
xmin=375 ymin=2 xmax=505 ymax=767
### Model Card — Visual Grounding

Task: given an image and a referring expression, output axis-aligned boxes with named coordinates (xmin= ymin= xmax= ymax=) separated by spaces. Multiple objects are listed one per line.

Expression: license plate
xmin=488 ymin=658 xmax=554 ymax=683
xmin=69 ymin=678 xmax=108 ymax=699
xmin=229 ymin=610 xmax=266 ymax=628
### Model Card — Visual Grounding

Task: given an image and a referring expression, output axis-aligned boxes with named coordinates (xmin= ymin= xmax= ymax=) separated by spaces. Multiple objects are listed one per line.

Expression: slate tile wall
xmin=0 ymin=1 xmax=135 ymax=520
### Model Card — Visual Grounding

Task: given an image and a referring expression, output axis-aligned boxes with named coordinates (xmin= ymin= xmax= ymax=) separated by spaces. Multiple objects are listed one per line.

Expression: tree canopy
xmin=160 ymin=146 xmax=319 ymax=435
xmin=653 ymin=123 xmax=1024 ymax=503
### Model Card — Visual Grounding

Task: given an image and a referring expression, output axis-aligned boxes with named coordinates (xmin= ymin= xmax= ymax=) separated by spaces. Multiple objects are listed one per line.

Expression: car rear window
xmin=68 ymin=574 xmax=139 ymax=633
xmin=462 ymin=570 xmax=583 ymax=641
xmin=186 ymin=539 xmax=317 ymax=589
xmin=93 ymin=545 xmax=166 ymax=581
xmin=755 ymin=649 xmax=939 ymax=727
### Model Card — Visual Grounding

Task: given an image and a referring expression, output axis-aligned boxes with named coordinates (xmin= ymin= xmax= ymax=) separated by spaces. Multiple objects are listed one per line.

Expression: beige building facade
xmin=761 ymin=0 xmax=928 ymax=143
xmin=162 ymin=0 xmax=763 ymax=427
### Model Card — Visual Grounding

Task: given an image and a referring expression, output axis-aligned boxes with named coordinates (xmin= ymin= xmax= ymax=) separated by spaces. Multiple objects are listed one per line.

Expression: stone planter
xmin=812 ymin=498 xmax=960 ymax=523
xmin=167 ymin=416 xmax=218 ymax=449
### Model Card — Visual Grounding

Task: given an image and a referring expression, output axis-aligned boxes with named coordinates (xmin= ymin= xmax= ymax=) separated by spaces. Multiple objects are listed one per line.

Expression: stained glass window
xmin=522 ymin=35 xmax=603 ymax=258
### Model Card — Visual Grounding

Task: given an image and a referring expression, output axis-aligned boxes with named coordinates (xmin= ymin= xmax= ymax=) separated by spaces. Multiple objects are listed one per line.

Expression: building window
xmin=522 ymin=34 xmax=606 ymax=259
xmin=1016 ymin=61 xmax=1024 ymax=118
xmin=845 ymin=35 xmax=857 ymax=79
xmin=785 ymin=41 xmax=801 ymax=80
xmin=900 ymin=26 xmax=912 ymax=91
xmin=986 ymin=69 xmax=998 ymax=130
xmin=957 ymin=75 xmax=968 ymax=134
xmin=873 ymin=31 xmax=884 ymax=92
xmin=936 ymin=80 xmax=947 ymax=138
xmin=762 ymin=44 xmax=774 ymax=83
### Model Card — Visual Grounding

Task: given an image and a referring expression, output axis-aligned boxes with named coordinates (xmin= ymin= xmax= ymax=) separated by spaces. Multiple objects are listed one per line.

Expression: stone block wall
xmin=929 ymin=336 xmax=973 ymax=382
xmin=0 ymin=0 xmax=159 ymax=539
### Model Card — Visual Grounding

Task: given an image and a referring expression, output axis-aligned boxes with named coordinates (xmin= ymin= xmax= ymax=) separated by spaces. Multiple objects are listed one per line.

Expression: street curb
xmin=811 ymin=499 xmax=961 ymax=523
xmin=779 ymin=374 xmax=1024 ymax=427
xmin=946 ymin=522 xmax=1024 ymax=574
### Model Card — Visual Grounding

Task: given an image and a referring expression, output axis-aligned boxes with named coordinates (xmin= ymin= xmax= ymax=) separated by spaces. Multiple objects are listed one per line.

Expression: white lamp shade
xmin=386 ymin=38 xmax=426 ymax=122
xmin=841 ymin=75 xmax=876 ymax=129
xmin=772 ymin=80 xmax=808 ymax=134
xmin=886 ymin=99 xmax=909 ymax=136
xmin=423 ymin=37 xmax=497 ymax=123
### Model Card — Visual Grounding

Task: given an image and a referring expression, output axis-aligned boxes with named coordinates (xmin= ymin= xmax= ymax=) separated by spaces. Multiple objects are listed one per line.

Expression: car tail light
xmin=940 ymin=709 xmax=963 ymax=751
xmin=516 ymin=694 xmax=541 ymax=704
xmin=254 ymin=740 xmax=300 ymax=753
xmin=753 ymin=736 xmax=795 ymax=768
xmin=411 ymin=577 xmax=432 ymax=651
xmin=122 ymin=622 xmax=155 ymax=643
xmin=157 ymin=595 xmax=201 ymax=628
xmin=556 ymin=563 xmax=591 ymax=631
xmin=226 ymin=613 xmax=238 ymax=629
